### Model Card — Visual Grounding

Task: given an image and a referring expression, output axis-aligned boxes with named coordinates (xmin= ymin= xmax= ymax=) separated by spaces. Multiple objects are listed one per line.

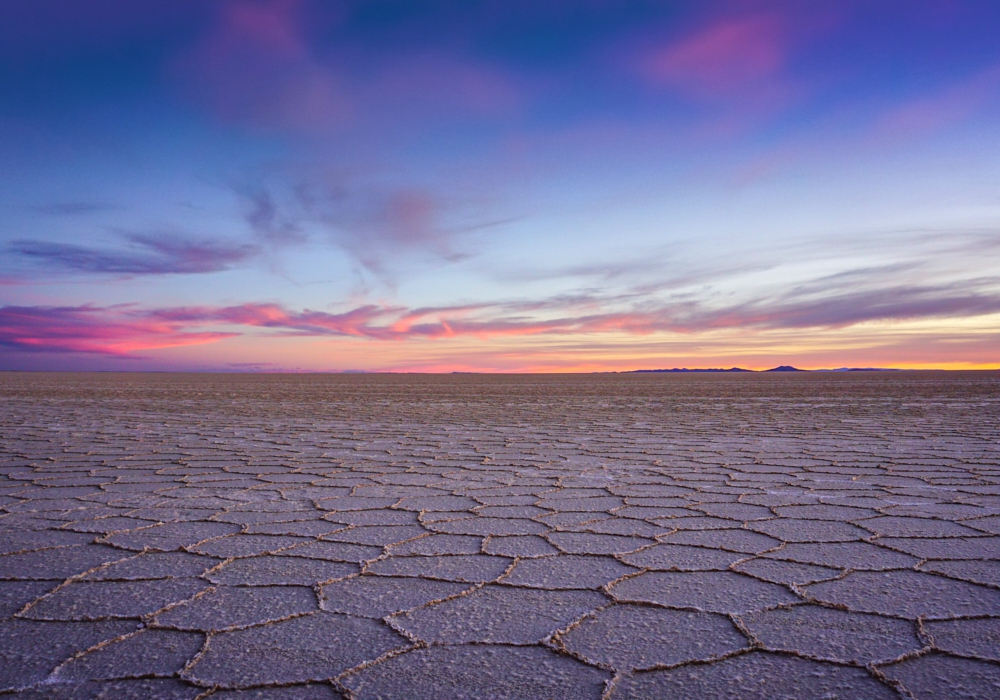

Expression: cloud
xmin=147 ymin=302 xmax=399 ymax=338
xmin=243 ymin=189 xmax=306 ymax=245
xmin=9 ymin=234 xmax=258 ymax=275
xmin=365 ymin=52 xmax=521 ymax=117
xmin=0 ymin=305 xmax=236 ymax=356
xmin=329 ymin=188 xmax=475 ymax=270
xmin=236 ymin=170 xmax=499 ymax=275
xmin=873 ymin=61 xmax=1000 ymax=139
xmin=4 ymin=269 xmax=1000 ymax=360
xmin=631 ymin=3 xmax=842 ymax=131
xmin=172 ymin=0 xmax=352 ymax=131
xmin=642 ymin=15 xmax=788 ymax=100
xmin=172 ymin=0 xmax=519 ymax=134
xmin=232 ymin=276 xmax=1000 ymax=337
xmin=679 ymin=281 xmax=1000 ymax=333
xmin=501 ymin=251 xmax=776 ymax=297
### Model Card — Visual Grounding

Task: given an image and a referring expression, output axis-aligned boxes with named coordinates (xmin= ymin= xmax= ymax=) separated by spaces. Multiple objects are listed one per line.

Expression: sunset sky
xmin=2 ymin=0 xmax=999 ymax=372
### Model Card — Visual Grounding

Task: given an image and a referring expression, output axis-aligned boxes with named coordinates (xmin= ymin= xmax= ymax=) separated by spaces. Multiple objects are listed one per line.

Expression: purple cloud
xmin=4 ymin=273 xmax=999 ymax=360
xmin=243 ymin=189 xmax=307 ymax=245
xmin=238 ymin=171 xmax=494 ymax=275
xmin=873 ymin=61 xmax=1000 ymax=140
xmin=9 ymin=234 xmax=258 ymax=275
xmin=642 ymin=14 xmax=788 ymax=100
xmin=172 ymin=0 xmax=352 ymax=132
xmin=0 ymin=305 xmax=236 ymax=356
xmin=169 ymin=0 xmax=521 ymax=134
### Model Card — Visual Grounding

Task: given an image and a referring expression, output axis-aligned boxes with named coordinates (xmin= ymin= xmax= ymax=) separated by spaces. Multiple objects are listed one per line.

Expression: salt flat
xmin=1 ymin=371 xmax=999 ymax=699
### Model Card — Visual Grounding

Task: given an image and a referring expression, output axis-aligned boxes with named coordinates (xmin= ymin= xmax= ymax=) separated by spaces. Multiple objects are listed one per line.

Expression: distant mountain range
xmin=627 ymin=366 xmax=902 ymax=373
xmin=630 ymin=367 xmax=752 ymax=373
xmin=814 ymin=367 xmax=902 ymax=372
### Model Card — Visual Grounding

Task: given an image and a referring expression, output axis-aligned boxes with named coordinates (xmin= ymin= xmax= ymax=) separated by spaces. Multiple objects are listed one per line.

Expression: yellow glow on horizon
xmin=142 ymin=312 xmax=1000 ymax=373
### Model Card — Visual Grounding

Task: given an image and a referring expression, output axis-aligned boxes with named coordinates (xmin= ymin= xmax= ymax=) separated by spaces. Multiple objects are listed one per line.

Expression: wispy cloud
xmin=172 ymin=0 xmax=352 ymax=131
xmin=8 ymin=234 xmax=258 ymax=276
xmin=148 ymin=303 xmax=400 ymax=338
xmin=323 ymin=188 xmax=475 ymax=271
xmin=243 ymin=188 xmax=306 ymax=245
xmin=234 ymin=169 xmax=504 ymax=276
xmin=873 ymin=61 xmax=1000 ymax=139
xmin=642 ymin=14 xmax=788 ymax=101
xmin=0 ymin=305 xmax=236 ymax=356
xmin=4 ymin=269 xmax=999 ymax=359
xmin=629 ymin=2 xmax=844 ymax=135
xmin=683 ymin=280 xmax=1000 ymax=332
xmin=11 ymin=170 xmax=509 ymax=286
xmin=172 ymin=0 xmax=520 ymax=134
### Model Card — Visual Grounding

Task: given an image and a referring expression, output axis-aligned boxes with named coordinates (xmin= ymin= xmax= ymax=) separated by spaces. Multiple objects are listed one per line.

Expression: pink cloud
xmin=172 ymin=1 xmax=519 ymax=134
xmin=0 ymin=305 xmax=236 ymax=356
xmin=643 ymin=15 xmax=787 ymax=100
xmin=874 ymin=62 xmax=1000 ymax=139
xmin=633 ymin=4 xmax=844 ymax=128
xmin=368 ymin=53 xmax=521 ymax=116
xmin=223 ymin=0 xmax=308 ymax=58
xmin=5 ymin=276 xmax=1000 ymax=359
xmin=172 ymin=0 xmax=351 ymax=131
xmin=285 ymin=178 xmax=488 ymax=273
xmin=149 ymin=303 xmax=398 ymax=339
xmin=374 ymin=190 xmax=439 ymax=247
xmin=151 ymin=286 xmax=1000 ymax=340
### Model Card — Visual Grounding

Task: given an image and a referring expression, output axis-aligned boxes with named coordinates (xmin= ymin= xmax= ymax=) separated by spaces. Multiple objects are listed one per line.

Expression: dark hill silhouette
xmin=629 ymin=368 xmax=752 ymax=373
xmin=815 ymin=367 xmax=902 ymax=372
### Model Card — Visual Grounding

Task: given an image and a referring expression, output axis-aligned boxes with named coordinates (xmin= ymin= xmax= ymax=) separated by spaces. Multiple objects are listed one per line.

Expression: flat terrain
xmin=1 ymin=371 xmax=999 ymax=699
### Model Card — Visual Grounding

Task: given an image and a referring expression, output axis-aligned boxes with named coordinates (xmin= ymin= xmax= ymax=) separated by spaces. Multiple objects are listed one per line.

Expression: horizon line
xmin=2 ymin=367 xmax=999 ymax=375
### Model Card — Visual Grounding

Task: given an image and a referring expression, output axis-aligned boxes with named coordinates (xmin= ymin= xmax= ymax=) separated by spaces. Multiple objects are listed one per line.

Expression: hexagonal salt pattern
xmin=2 ymin=371 xmax=1000 ymax=697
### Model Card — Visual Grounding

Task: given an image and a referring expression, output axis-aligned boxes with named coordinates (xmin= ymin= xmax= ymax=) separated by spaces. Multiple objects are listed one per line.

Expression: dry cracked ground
xmin=1 ymin=371 xmax=999 ymax=699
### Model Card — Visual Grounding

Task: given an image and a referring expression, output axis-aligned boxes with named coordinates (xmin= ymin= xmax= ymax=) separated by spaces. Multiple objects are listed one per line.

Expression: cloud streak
xmin=9 ymin=234 xmax=258 ymax=275
xmin=4 ymin=273 xmax=999 ymax=358
xmin=172 ymin=0 xmax=520 ymax=134
xmin=236 ymin=170 xmax=502 ymax=276
xmin=0 ymin=305 xmax=236 ymax=356
xmin=642 ymin=15 xmax=788 ymax=101
xmin=874 ymin=61 xmax=1000 ymax=139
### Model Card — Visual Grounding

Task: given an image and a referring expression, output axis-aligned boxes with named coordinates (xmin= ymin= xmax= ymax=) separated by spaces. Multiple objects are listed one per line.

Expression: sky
xmin=2 ymin=0 xmax=1000 ymax=372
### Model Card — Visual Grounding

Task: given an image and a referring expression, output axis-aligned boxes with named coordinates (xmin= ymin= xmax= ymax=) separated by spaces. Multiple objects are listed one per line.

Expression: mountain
xmin=814 ymin=368 xmax=902 ymax=372
xmin=629 ymin=368 xmax=753 ymax=373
